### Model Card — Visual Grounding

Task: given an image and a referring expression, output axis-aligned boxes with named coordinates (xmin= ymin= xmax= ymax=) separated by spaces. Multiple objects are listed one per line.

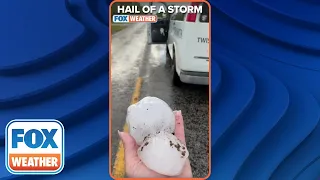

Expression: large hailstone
xmin=138 ymin=131 xmax=189 ymax=176
xmin=126 ymin=96 xmax=175 ymax=145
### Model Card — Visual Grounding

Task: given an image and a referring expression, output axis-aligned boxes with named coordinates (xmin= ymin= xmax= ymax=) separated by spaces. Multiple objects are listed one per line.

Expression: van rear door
xmin=148 ymin=2 xmax=170 ymax=43
xmin=181 ymin=2 xmax=209 ymax=72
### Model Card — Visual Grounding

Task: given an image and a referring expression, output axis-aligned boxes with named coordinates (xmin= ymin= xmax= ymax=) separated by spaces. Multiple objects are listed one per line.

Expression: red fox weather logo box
xmin=5 ymin=119 xmax=65 ymax=175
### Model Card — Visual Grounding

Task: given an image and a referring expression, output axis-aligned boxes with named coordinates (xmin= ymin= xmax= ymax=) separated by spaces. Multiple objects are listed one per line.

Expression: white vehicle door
xmin=179 ymin=2 xmax=210 ymax=72
xmin=167 ymin=13 xmax=176 ymax=58
xmin=167 ymin=12 xmax=185 ymax=59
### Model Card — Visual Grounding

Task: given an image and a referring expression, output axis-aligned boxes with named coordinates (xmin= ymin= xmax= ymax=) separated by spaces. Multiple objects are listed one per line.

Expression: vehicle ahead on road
xmin=149 ymin=3 xmax=170 ymax=43
xmin=166 ymin=2 xmax=209 ymax=86
xmin=150 ymin=17 xmax=169 ymax=43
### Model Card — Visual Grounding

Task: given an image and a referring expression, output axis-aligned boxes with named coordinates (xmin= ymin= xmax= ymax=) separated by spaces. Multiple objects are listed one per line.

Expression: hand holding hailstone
xmin=119 ymin=96 xmax=192 ymax=178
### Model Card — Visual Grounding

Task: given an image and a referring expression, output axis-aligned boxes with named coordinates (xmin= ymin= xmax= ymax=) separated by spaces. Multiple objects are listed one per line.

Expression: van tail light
xmin=186 ymin=2 xmax=201 ymax=22
xmin=186 ymin=13 xmax=197 ymax=22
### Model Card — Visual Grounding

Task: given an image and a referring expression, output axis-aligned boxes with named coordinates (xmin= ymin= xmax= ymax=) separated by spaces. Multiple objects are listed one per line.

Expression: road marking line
xmin=112 ymin=77 xmax=143 ymax=178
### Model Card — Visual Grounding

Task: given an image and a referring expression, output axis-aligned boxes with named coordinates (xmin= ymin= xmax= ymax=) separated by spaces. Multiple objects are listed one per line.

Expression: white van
xmin=166 ymin=2 xmax=209 ymax=86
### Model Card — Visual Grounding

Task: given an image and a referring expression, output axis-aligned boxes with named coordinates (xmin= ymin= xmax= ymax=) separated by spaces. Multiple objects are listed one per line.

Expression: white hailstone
xmin=126 ymin=96 xmax=175 ymax=145
xmin=138 ymin=131 xmax=189 ymax=176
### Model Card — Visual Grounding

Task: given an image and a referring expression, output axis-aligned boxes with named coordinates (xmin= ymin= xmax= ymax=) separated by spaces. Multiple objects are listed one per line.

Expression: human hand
xmin=118 ymin=110 xmax=193 ymax=178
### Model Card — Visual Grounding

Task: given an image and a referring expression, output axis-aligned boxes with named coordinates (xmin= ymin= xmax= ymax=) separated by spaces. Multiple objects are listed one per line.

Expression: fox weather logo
xmin=5 ymin=119 xmax=65 ymax=175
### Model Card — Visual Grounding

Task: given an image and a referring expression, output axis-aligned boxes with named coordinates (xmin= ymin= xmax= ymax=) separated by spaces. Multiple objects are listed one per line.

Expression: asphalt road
xmin=111 ymin=23 xmax=209 ymax=178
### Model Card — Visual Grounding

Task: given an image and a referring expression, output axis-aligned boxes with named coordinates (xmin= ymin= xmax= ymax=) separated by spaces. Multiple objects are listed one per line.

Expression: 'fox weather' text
xmin=113 ymin=15 xmax=157 ymax=23
xmin=5 ymin=120 xmax=65 ymax=175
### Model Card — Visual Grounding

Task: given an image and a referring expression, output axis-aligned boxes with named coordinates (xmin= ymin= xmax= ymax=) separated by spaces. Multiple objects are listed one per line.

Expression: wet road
xmin=111 ymin=23 xmax=209 ymax=178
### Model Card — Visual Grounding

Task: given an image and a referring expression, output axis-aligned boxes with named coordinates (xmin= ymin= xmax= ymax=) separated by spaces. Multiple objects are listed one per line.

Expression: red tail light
xmin=186 ymin=2 xmax=201 ymax=22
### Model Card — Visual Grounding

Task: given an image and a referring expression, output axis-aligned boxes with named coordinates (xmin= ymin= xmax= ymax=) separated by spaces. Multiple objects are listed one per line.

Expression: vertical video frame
xmin=109 ymin=1 xmax=210 ymax=178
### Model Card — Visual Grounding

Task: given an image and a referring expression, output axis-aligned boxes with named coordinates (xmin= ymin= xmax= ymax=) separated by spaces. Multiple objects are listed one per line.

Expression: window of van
xmin=199 ymin=3 xmax=209 ymax=23
xmin=170 ymin=14 xmax=176 ymax=20
xmin=175 ymin=12 xmax=186 ymax=21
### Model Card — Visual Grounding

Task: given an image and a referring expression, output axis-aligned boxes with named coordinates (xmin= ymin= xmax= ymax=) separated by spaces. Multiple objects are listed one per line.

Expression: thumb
xmin=118 ymin=131 xmax=139 ymax=162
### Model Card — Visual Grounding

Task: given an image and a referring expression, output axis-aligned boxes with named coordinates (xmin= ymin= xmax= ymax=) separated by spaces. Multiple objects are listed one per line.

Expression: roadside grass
xmin=111 ymin=24 xmax=127 ymax=34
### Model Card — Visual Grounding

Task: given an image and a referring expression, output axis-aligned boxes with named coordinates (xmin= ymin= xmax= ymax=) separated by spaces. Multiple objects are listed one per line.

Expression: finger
xmin=118 ymin=131 xmax=139 ymax=162
xmin=173 ymin=110 xmax=186 ymax=144
xmin=174 ymin=159 xmax=193 ymax=178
